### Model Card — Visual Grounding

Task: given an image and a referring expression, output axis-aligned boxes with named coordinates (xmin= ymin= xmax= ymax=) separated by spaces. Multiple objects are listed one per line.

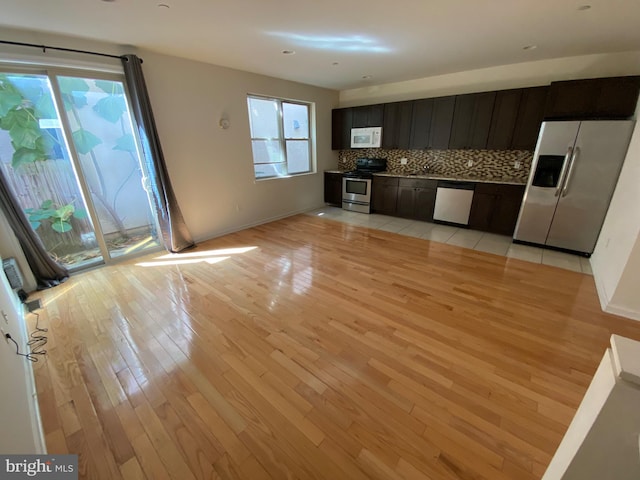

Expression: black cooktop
xmin=344 ymin=157 xmax=387 ymax=178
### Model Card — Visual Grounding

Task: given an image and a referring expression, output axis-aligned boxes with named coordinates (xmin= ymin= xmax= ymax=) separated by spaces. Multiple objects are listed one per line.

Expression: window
xmin=247 ymin=95 xmax=313 ymax=179
xmin=0 ymin=69 xmax=160 ymax=271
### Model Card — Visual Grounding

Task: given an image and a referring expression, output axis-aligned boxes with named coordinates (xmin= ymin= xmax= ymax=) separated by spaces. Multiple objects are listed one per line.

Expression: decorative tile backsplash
xmin=338 ymin=149 xmax=533 ymax=180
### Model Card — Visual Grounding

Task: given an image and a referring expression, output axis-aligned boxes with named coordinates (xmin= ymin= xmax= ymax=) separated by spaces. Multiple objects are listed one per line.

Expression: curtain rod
xmin=0 ymin=39 xmax=135 ymax=62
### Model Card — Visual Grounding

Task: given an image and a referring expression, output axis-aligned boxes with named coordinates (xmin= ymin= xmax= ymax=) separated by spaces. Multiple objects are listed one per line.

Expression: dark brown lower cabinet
xmin=371 ymin=177 xmax=399 ymax=215
xmin=396 ymin=178 xmax=437 ymax=221
xmin=469 ymin=183 xmax=526 ymax=235
xmin=324 ymin=172 xmax=343 ymax=206
xmin=368 ymin=175 xmax=526 ymax=236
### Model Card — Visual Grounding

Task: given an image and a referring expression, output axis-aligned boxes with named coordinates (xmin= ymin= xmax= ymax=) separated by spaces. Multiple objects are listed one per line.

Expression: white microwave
xmin=350 ymin=127 xmax=382 ymax=148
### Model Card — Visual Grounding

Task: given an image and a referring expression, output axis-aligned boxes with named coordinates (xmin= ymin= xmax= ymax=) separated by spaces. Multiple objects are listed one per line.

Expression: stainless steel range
xmin=342 ymin=158 xmax=387 ymax=214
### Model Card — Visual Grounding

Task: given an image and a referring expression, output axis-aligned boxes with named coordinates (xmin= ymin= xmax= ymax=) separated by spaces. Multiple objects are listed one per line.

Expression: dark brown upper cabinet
xmin=409 ymin=97 xmax=455 ymax=150
xmin=486 ymin=86 xmax=549 ymax=151
xmin=351 ymin=104 xmax=384 ymax=128
xmin=382 ymin=101 xmax=413 ymax=149
xmin=408 ymin=98 xmax=433 ymax=149
xmin=427 ymin=96 xmax=456 ymax=149
xmin=544 ymin=76 xmax=640 ymax=120
xmin=487 ymin=89 xmax=522 ymax=150
xmin=449 ymin=92 xmax=496 ymax=149
xmin=510 ymin=86 xmax=549 ymax=151
xmin=331 ymin=108 xmax=353 ymax=150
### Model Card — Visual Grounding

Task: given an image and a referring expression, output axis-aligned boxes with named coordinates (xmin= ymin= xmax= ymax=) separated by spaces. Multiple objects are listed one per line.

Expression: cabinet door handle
xmin=555 ymin=146 xmax=573 ymax=197
xmin=562 ymin=147 xmax=579 ymax=197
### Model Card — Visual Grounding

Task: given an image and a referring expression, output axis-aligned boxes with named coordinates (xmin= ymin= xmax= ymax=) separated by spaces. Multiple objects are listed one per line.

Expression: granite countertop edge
xmin=325 ymin=170 xmax=526 ymax=186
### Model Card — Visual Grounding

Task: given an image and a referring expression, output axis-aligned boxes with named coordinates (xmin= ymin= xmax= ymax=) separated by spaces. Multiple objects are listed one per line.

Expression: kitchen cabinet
xmin=545 ymin=76 xmax=640 ymax=120
xmin=487 ymin=86 xmax=550 ymax=151
xmin=371 ymin=176 xmax=399 ymax=215
xmin=409 ymin=96 xmax=456 ymax=150
xmin=510 ymin=86 xmax=549 ymax=150
xmin=468 ymin=183 xmax=525 ymax=235
xmin=487 ymin=89 xmax=522 ymax=150
xmin=324 ymin=172 xmax=343 ymax=206
xmin=396 ymin=178 xmax=437 ymax=221
xmin=408 ymin=98 xmax=433 ymax=149
xmin=428 ymin=96 xmax=456 ymax=149
xmin=331 ymin=108 xmax=352 ymax=150
xmin=383 ymin=101 xmax=413 ymax=149
xmin=331 ymin=104 xmax=383 ymax=149
xmin=449 ymin=92 xmax=496 ymax=149
xmin=352 ymin=104 xmax=384 ymax=128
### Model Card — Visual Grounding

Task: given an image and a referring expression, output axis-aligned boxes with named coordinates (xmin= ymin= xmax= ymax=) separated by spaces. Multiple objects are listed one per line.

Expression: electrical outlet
xmin=467 ymin=159 xmax=473 ymax=168
xmin=400 ymin=157 xmax=408 ymax=165
xmin=514 ymin=160 xmax=521 ymax=169
xmin=1 ymin=327 xmax=8 ymax=342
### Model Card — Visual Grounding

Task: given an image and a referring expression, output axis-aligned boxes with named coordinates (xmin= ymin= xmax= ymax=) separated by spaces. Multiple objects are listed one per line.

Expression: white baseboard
xmin=593 ymin=268 xmax=640 ymax=322
xmin=593 ymin=266 xmax=613 ymax=313
xmin=193 ymin=204 xmax=326 ymax=244
xmin=603 ymin=303 xmax=640 ymax=322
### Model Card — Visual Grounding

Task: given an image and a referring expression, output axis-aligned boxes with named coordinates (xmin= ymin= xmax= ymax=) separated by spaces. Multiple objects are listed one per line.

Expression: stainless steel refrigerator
xmin=513 ymin=120 xmax=634 ymax=256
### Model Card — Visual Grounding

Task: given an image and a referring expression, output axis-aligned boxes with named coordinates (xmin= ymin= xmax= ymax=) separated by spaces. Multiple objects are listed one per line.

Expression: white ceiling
xmin=1 ymin=0 xmax=639 ymax=91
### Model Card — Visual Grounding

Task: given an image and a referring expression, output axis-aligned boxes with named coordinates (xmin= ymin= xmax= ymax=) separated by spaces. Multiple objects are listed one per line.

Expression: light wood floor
xmin=30 ymin=214 xmax=640 ymax=480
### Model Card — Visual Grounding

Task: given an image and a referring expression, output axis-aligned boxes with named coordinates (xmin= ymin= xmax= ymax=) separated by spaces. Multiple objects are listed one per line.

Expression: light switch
xmin=400 ymin=158 xmax=408 ymax=165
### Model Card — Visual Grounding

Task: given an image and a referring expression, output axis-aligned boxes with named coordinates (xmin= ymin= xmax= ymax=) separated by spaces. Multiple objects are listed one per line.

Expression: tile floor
xmin=307 ymin=206 xmax=593 ymax=275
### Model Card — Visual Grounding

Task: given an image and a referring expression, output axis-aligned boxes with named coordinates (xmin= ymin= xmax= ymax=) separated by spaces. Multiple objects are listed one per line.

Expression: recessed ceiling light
xmin=282 ymin=50 xmax=296 ymax=55
xmin=362 ymin=75 xmax=372 ymax=80
xmin=523 ymin=45 xmax=537 ymax=51
xmin=157 ymin=3 xmax=170 ymax=8
xmin=577 ymin=4 xmax=591 ymax=10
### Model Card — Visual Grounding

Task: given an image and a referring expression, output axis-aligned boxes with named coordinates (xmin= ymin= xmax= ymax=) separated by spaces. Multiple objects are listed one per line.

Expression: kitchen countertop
xmin=325 ymin=170 xmax=526 ymax=186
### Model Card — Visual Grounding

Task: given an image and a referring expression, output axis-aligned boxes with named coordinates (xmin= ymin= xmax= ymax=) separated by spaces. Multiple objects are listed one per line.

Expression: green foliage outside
xmin=0 ymin=74 xmax=138 ymax=236
xmin=25 ymin=199 xmax=88 ymax=233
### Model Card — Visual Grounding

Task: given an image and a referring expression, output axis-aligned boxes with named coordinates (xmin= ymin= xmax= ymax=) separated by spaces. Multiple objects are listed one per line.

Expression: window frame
xmin=247 ymin=94 xmax=314 ymax=180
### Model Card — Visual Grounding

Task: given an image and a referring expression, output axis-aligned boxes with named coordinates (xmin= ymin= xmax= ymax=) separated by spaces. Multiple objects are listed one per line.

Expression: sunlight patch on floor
xmin=135 ymin=245 xmax=257 ymax=267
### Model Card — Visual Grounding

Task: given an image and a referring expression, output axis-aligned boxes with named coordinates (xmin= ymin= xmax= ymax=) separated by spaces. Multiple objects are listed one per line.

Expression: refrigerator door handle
xmin=562 ymin=147 xmax=579 ymax=197
xmin=555 ymin=146 xmax=573 ymax=197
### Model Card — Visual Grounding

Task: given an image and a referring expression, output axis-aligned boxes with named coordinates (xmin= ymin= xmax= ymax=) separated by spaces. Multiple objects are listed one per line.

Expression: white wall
xmin=340 ymin=51 xmax=640 ymax=106
xmin=0 ymin=258 xmax=45 ymax=453
xmin=0 ymin=28 xmax=339 ymax=267
xmin=138 ymin=50 xmax=338 ymax=242
xmin=543 ymin=336 xmax=640 ymax=480
xmin=592 ymin=122 xmax=640 ymax=320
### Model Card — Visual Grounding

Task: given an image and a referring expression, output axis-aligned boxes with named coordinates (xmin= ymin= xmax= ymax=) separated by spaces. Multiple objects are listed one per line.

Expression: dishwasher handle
xmin=436 ymin=181 xmax=476 ymax=191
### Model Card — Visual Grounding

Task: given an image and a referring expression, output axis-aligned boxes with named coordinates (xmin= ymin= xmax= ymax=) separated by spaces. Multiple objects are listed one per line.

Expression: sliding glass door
xmin=0 ymin=68 xmax=159 ymax=271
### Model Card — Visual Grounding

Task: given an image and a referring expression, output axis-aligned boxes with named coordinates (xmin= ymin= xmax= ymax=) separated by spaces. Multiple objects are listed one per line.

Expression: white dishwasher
xmin=433 ymin=181 xmax=475 ymax=226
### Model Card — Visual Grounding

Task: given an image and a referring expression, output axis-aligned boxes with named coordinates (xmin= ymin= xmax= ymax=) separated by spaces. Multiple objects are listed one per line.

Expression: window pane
xmin=255 ymin=162 xmax=287 ymax=179
xmin=248 ymin=97 xmax=279 ymax=138
xmin=251 ymin=139 xmax=283 ymax=165
xmin=282 ymin=102 xmax=309 ymax=139
xmin=0 ymin=72 xmax=103 ymax=269
xmin=56 ymin=76 xmax=159 ymax=260
xmin=286 ymin=140 xmax=310 ymax=174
